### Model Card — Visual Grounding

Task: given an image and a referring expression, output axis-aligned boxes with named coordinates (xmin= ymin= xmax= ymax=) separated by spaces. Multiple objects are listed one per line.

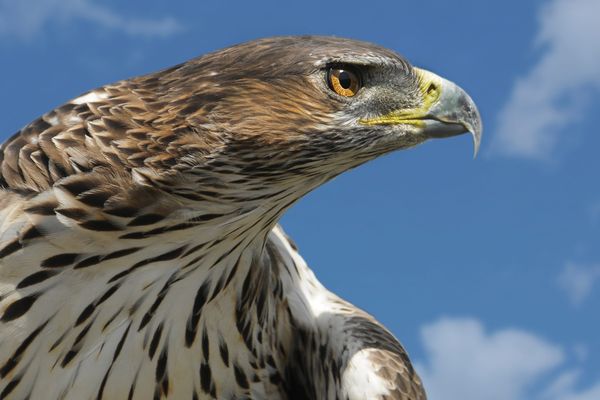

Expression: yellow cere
xmin=360 ymin=68 xmax=442 ymax=126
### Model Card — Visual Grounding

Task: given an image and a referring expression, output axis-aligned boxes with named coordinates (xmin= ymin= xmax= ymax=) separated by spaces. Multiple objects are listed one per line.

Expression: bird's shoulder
xmin=342 ymin=345 xmax=427 ymax=400
xmin=337 ymin=310 xmax=427 ymax=399
xmin=268 ymin=226 xmax=426 ymax=399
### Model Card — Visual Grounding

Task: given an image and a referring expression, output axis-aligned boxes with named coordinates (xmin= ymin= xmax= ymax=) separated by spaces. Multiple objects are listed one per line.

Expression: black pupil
xmin=338 ymin=70 xmax=352 ymax=89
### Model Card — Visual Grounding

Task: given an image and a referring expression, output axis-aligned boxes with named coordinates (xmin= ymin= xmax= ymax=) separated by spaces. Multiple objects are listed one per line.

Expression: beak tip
xmin=472 ymin=134 xmax=481 ymax=158
xmin=463 ymin=99 xmax=482 ymax=159
xmin=470 ymin=123 xmax=482 ymax=158
xmin=473 ymin=120 xmax=483 ymax=159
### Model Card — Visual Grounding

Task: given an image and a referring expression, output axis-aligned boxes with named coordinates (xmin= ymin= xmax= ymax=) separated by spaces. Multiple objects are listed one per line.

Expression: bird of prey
xmin=0 ymin=36 xmax=481 ymax=399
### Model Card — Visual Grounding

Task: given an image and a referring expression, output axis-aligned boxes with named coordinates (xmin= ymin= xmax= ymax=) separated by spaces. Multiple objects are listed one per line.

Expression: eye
xmin=327 ymin=67 xmax=361 ymax=97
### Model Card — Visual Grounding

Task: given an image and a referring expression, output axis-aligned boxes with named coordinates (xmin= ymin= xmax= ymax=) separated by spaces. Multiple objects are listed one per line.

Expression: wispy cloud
xmin=0 ymin=0 xmax=182 ymax=40
xmin=416 ymin=317 xmax=600 ymax=400
xmin=492 ymin=0 xmax=600 ymax=159
xmin=558 ymin=262 xmax=600 ymax=306
xmin=541 ymin=370 xmax=600 ymax=400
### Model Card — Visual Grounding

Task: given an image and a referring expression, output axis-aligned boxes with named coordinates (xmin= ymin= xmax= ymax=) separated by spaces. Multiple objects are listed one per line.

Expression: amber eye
xmin=327 ymin=68 xmax=361 ymax=97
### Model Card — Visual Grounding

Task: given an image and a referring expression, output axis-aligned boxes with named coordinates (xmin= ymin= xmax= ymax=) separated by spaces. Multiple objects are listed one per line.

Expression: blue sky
xmin=1 ymin=0 xmax=599 ymax=398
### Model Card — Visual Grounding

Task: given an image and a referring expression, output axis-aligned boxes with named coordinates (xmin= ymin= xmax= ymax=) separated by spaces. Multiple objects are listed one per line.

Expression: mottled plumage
xmin=0 ymin=36 xmax=480 ymax=399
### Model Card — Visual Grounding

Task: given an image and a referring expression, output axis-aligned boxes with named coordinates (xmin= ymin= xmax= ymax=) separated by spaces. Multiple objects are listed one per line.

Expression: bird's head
xmin=125 ymin=36 xmax=481 ymax=207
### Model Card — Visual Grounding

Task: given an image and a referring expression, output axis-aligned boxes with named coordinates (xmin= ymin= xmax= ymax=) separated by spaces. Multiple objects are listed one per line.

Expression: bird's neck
xmin=0 ymin=189 xmax=303 ymax=397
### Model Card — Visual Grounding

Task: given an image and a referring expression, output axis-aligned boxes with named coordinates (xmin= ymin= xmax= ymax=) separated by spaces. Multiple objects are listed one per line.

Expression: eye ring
xmin=327 ymin=67 xmax=361 ymax=97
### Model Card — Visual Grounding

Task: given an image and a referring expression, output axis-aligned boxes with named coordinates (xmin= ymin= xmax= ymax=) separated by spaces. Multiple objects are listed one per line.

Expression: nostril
xmin=427 ymin=83 xmax=438 ymax=96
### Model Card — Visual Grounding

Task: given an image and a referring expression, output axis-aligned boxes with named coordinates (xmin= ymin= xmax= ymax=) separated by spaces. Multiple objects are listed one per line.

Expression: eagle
xmin=0 ymin=36 xmax=481 ymax=399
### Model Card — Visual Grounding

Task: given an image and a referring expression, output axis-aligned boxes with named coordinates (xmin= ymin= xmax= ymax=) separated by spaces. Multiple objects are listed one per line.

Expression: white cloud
xmin=493 ymin=0 xmax=600 ymax=159
xmin=416 ymin=317 xmax=563 ymax=400
xmin=557 ymin=262 xmax=600 ymax=306
xmin=0 ymin=0 xmax=182 ymax=40
xmin=416 ymin=317 xmax=600 ymax=400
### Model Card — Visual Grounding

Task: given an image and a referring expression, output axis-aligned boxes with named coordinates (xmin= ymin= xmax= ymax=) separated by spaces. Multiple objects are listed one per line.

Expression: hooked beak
xmin=416 ymin=68 xmax=482 ymax=156
xmin=361 ymin=67 xmax=483 ymax=157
